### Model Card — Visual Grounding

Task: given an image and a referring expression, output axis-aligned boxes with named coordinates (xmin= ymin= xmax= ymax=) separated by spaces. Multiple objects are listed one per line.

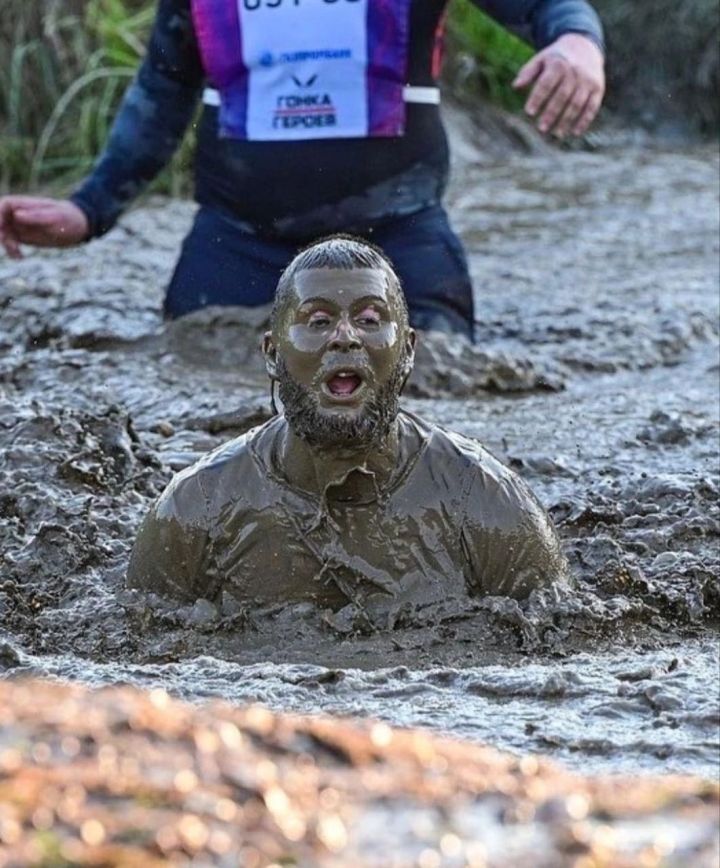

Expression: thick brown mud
xmin=1 ymin=142 xmax=718 ymax=778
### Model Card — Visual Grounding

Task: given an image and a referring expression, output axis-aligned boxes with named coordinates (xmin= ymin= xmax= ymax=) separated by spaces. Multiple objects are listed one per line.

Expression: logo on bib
xmin=291 ymin=74 xmax=318 ymax=88
xmin=278 ymin=48 xmax=352 ymax=64
xmin=273 ymin=93 xmax=337 ymax=131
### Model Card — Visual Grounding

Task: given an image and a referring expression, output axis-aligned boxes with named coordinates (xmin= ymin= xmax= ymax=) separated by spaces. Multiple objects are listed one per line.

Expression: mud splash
xmin=0 ymin=145 xmax=718 ymax=778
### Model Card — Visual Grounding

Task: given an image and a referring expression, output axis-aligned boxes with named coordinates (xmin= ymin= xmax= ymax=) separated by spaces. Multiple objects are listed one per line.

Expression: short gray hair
xmin=271 ymin=234 xmax=408 ymax=331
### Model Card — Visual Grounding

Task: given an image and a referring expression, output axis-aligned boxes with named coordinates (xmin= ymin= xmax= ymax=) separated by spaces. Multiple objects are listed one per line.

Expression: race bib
xmin=192 ymin=0 xmax=411 ymax=141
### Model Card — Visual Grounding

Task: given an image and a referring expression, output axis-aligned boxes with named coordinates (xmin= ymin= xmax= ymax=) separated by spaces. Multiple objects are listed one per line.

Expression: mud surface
xmin=1 ymin=142 xmax=718 ymax=778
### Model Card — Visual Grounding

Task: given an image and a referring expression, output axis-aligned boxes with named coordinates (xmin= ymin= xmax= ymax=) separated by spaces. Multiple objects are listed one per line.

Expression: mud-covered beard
xmin=276 ymin=356 xmax=407 ymax=450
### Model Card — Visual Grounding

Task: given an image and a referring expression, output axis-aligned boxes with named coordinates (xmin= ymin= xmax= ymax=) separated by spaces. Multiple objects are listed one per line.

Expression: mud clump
xmin=408 ymin=334 xmax=565 ymax=397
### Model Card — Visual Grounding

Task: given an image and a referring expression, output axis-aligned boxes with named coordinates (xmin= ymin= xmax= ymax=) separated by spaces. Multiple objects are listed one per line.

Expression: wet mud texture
xmin=1 ymin=144 xmax=719 ymax=777
xmin=0 ymin=680 xmax=718 ymax=868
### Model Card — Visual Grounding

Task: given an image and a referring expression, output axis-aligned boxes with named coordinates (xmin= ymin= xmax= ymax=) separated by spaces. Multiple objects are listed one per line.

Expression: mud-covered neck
xmin=280 ymin=417 xmax=402 ymax=504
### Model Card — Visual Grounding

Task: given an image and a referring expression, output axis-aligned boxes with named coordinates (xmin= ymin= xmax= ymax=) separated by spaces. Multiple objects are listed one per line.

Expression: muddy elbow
xmin=125 ymin=537 xmax=195 ymax=601
xmin=507 ymin=557 xmax=572 ymax=600
xmin=125 ymin=553 xmax=197 ymax=602
xmin=125 ymin=547 xmax=163 ymax=595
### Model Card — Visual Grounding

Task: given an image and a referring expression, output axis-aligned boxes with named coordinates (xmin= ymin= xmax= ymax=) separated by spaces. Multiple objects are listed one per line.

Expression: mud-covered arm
xmin=126 ymin=470 xmax=212 ymax=601
xmin=461 ymin=464 xmax=568 ymax=599
xmin=471 ymin=0 xmax=604 ymax=51
xmin=70 ymin=0 xmax=203 ymax=238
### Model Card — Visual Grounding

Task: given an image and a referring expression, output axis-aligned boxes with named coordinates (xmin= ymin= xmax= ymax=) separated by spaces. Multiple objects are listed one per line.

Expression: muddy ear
xmin=262 ymin=331 xmax=278 ymax=379
xmin=398 ymin=329 xmax=416 ymax=394
xmin=403 ymin=328 xmax=417 ymax=377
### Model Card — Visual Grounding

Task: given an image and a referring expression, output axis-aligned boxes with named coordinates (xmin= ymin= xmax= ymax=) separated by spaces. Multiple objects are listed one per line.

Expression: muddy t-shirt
xmin=127 ymin=411 xmax=567 ymax=608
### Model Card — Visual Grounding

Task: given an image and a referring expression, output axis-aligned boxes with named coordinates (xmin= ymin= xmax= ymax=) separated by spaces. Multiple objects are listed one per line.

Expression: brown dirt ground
xmin=0 ymin=680 xmax=717 ymax=867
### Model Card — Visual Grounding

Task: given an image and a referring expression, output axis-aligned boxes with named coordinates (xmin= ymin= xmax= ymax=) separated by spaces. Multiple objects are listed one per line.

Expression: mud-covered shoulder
xmin=460 ymin=456 xmax=569 ymax=599
xmin=159 ymin=417 xmax=280 ymax=522
xmin=400 ymin=408 xmax=520 ymax=490
xmin=127 ymin=419 xmax=280 ymax=600
xmin=406 ymin=414 xmax=570 ymax=599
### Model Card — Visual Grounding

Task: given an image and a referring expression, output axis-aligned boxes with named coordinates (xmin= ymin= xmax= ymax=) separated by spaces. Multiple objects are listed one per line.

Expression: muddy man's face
xmin=265 ymin=267 xmax=415 ymax=446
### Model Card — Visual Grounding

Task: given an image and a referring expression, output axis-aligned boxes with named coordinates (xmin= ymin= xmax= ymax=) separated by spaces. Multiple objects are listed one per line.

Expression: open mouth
xmin=324 ymin=370 xmax=365 ymax=400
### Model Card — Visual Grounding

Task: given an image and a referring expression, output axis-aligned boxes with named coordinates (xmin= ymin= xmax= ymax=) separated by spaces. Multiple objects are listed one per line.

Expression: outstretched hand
xmin=0 ymin=196 xmax=89 ymax=259
xmin=512 ymin=33 xmax=605 ymax=138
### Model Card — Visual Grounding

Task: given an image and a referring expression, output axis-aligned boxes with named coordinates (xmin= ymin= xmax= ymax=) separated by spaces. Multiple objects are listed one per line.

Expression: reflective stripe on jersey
xmin=202 ymin=84 xmax=440 ymax=107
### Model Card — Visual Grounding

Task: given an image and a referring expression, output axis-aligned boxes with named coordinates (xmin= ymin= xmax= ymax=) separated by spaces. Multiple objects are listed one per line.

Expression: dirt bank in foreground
xmin=0 ymin=680 xmax=717 ymax=868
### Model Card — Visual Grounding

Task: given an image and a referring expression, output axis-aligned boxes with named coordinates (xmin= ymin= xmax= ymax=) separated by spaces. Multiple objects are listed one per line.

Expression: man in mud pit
xmin=127 ymin=236 xmax=567 ymax=612
xmin=0 ymin=0 xmax=604 ymax=341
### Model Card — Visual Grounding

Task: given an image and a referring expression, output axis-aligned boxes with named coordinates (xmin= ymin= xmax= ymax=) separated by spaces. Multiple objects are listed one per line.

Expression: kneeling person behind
xmin=127 ymin=237 xmax=567 ymax=609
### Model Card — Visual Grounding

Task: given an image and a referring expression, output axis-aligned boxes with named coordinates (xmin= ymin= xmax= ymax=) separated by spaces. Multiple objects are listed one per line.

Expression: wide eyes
xmin=308 ymin=310 xmax=333 ymax=328
xmin=305 ymin=306 xmax=382 ymax=329
xmin=356 ymin=306 xmax=381 ymax=326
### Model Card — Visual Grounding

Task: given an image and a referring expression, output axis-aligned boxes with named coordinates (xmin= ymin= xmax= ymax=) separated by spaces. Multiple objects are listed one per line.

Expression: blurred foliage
xmin=594 ymin=0 xmax=719 ymax=135
xmin=0 ymin=0 xmax=192 ymax=194
xmin=0 ymin=0 xmax=716 ymax=195
xmin=444 ymin=0 xmax=533 ymax=110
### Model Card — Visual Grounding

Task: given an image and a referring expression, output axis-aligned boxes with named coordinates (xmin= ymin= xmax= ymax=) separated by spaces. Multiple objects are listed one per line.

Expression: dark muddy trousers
xmin=164 ymin=204 xmax=475 ymax=340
